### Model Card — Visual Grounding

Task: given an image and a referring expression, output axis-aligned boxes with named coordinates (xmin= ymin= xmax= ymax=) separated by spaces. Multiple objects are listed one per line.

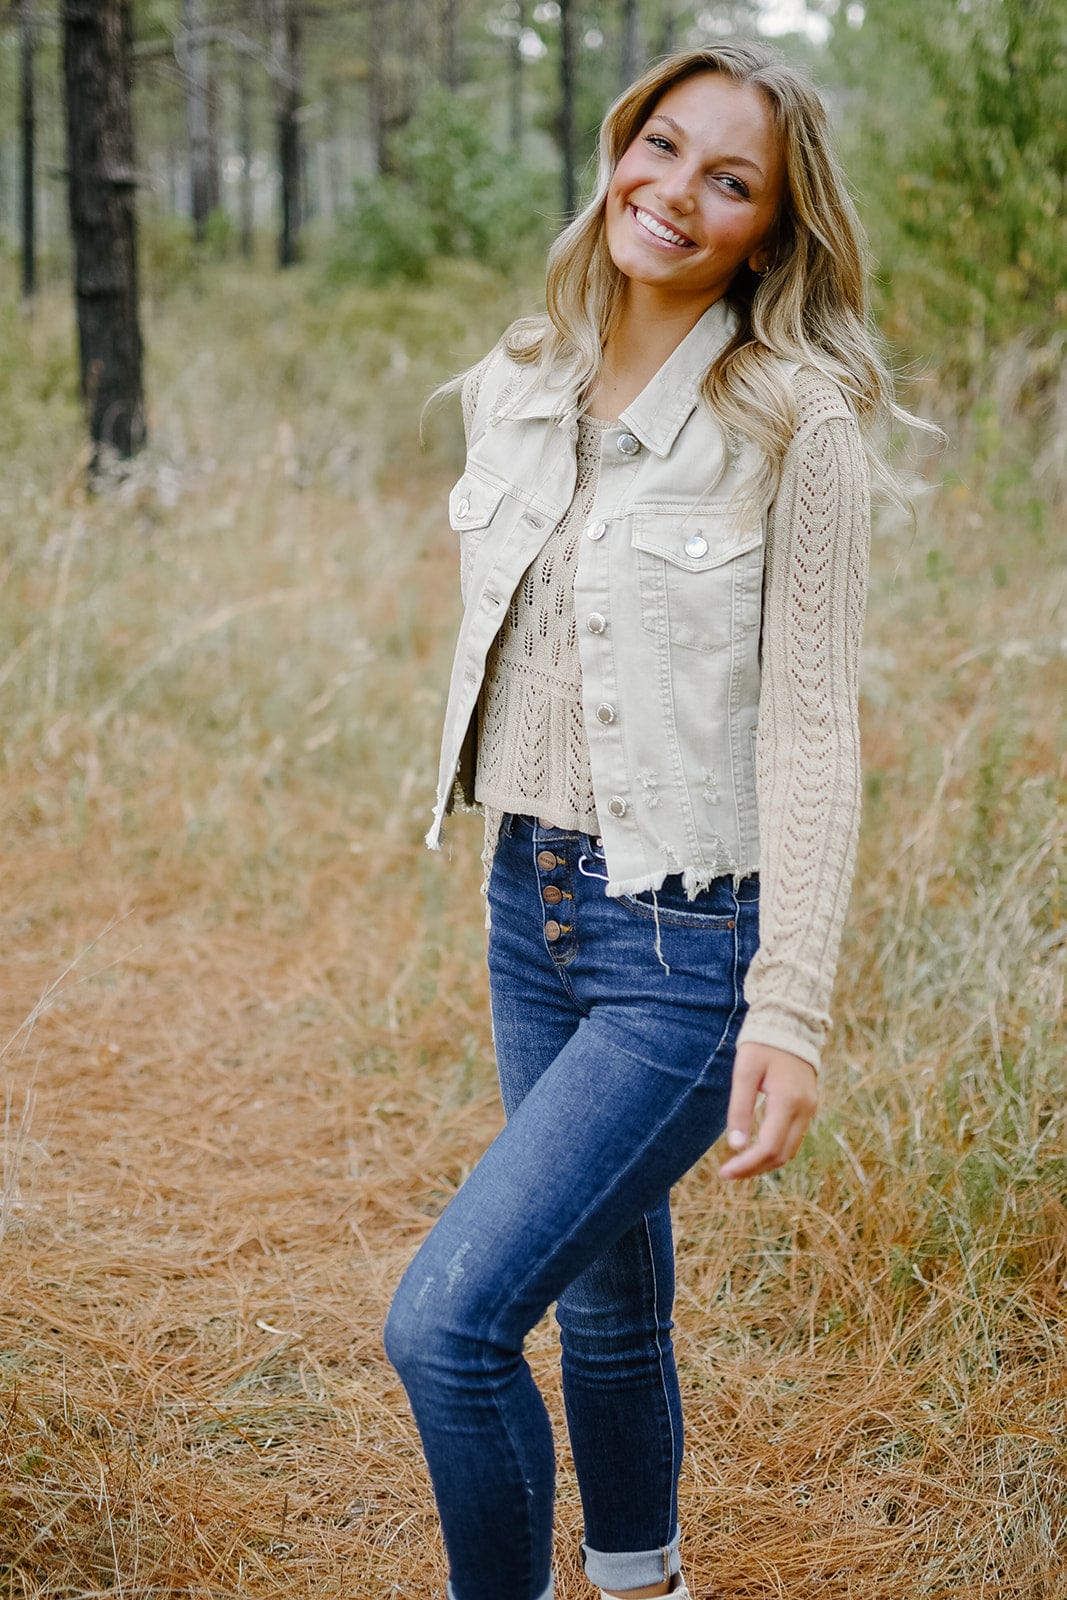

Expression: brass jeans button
xmin=544 ymin=920 xmax=562 ymax=942
xmin=542 ymin=885 xmax=563 ymax=905
xmin=536 ymin=849 xmax=557 ymax=871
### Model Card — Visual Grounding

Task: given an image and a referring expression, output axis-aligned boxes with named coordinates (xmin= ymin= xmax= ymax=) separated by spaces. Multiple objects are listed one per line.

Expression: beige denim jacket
xmin=428 ymin=299 xmax=774 ymax=898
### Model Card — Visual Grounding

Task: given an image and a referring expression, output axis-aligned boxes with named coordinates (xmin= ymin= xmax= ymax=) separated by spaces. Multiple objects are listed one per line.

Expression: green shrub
xmin=331 ymin=89 xmax=555 ymax=285
xmin=328 ymin=176 xmax=438 ymax=285
xmin=835 ymin=0 xmax=1067 ymax=376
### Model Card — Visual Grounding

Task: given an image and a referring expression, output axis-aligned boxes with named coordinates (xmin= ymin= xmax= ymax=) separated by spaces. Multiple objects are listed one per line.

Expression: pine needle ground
xmin=1 ymin=262 xmax=1064 ymax=1598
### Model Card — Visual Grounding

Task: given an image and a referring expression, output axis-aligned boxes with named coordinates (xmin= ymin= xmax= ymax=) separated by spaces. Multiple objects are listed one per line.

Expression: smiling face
xmin=605 ymin=71 xmax=786 ymax=319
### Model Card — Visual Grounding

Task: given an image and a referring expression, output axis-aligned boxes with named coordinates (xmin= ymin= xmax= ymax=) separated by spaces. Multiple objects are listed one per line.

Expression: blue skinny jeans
xmin=385 ymin=816 xmax=760 ymax=1600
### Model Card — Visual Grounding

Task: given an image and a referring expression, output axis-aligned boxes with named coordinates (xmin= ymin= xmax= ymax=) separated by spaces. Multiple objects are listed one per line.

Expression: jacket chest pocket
xmin=449 ymin=472 xmax=505 ymax=599
xmin=631 ymin=509 xmax=764 ymax=654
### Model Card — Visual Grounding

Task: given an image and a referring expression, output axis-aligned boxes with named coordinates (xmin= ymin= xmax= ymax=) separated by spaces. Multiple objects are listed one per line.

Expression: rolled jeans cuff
xmin=581 ymin=1526 xmax=681 ymax=1590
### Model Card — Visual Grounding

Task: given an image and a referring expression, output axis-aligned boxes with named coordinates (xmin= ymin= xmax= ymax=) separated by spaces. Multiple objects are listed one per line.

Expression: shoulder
xmin=461 ymin=330 xmax=547 ymax=435
xmin=461 ymin=344 xmax=515 ymax=407
xmin=460 ymin=347 xmax=514 ymax=446
xmin=771 ymin=368 xmax=870 ymax=527
xmin=786 ymin=367 xmax=861 ymax=445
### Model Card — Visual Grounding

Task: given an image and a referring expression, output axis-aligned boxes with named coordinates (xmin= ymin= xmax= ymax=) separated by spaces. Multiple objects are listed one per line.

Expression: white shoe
xmin=599 ymin=1583 xmax=691 ymax=1600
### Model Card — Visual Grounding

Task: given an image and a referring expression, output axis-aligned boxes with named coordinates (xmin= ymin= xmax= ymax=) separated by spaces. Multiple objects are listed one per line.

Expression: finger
xmin=719 ymin=1106 xmax=805 ymax=1180
xmin=724 ymin=1055 xmax=764 ymax=1153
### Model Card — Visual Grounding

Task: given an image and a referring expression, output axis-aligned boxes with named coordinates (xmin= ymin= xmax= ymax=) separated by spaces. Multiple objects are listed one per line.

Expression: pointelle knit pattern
xmin=475 ymin=413 xmax=611 ymax=833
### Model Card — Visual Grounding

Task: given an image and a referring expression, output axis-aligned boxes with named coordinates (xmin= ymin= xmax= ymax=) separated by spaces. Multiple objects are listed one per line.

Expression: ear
xmin=748 ymin=250 xmax=769 ymax=275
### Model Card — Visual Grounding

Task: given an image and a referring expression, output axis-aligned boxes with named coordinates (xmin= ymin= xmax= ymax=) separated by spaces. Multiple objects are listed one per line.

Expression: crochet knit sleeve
xmin=736 ymin=369 xmax=871 ymax=1072
xmin=461 ymin=352 xmax=495 ymax=446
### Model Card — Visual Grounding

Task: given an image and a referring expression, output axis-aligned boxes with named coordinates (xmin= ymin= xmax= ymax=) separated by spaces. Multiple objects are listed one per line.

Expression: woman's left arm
xmin=720 ymin=371 xmax=871 ymax=1178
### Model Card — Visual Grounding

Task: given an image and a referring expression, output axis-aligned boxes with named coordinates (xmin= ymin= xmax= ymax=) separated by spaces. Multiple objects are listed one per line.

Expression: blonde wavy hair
xmin=495 ymin=41 xmax=913 ymax=504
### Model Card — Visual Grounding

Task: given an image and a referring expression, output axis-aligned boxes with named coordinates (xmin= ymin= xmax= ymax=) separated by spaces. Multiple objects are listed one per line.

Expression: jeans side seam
xmin=485 ymin=1361 xmax=543 ymax=1600
xmin=642 ymin=1207 xmax=680 ymax=1549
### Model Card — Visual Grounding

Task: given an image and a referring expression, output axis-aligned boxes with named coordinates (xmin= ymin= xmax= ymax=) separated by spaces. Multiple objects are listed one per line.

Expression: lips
xmin=631 ymin=205 xmax=696 ymax=249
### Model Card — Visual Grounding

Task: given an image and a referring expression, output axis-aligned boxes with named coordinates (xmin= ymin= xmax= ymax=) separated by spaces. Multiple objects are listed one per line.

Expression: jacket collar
xmin=501 ymin=297 xmax=739 ymax=459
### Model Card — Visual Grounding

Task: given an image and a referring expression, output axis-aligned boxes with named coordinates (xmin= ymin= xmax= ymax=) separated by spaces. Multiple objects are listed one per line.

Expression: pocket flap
xmin=449 ymin=473 xmax=504 ymax=532
xmin=631 ymin=508 xmax=762 ymax=571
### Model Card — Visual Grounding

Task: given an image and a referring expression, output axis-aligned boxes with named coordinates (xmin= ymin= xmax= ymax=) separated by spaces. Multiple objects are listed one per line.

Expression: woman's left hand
xmin=717 ymin=1042 xmax=818 ymax=1179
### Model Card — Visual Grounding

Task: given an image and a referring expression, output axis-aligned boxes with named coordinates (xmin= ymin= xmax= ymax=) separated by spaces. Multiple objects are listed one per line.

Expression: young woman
xmin=386 ymin=41 xmax=891 ymax=1600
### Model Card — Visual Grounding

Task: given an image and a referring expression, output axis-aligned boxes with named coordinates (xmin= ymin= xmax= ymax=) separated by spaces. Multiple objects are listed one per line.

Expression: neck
xmin=585 ymin=286 xmax=722 ymax=422
xmin=610 ymin=283 xmax=720 ymax=365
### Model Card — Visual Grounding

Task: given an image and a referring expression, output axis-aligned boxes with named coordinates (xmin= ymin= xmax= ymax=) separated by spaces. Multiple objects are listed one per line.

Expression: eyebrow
xmin=647 ymin=113 xmax=766 ymax=179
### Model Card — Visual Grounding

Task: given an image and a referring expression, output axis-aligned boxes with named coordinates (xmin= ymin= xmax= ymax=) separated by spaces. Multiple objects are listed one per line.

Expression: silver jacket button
xmin=586 ymin=612 xmax=607 ymax=634
xmin=456 ymin=496 xmax=471 ymax=518
xmin=616 ymin=432 xmax=640 ymax=456
xmin=607 ymin=795 xmax=627 ymax=817
xmin=685 ymin=533 xmax=709 ymax=558
xmin=595 ymin=703 xmax=616 ymax=724
xmin=586 ymin=520 xmax=608 ymax=541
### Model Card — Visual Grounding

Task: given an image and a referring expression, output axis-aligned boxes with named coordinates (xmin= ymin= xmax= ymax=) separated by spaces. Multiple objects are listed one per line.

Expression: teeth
xmin=634 ymin=207 xmax=691 ymax=247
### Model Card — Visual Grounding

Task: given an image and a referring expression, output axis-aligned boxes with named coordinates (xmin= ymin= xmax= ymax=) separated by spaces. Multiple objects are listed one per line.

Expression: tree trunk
xmin=559 ymin=0 xmax=578 ymax=217
xmin=509 ymin=0 xmax=526 ymax=156
xmin=367 ymin=0 xmax=386 ymax=175
xmin=659 ymin=0 xmax=678 ymax=56
xmin=237 ymin=45 xmax=254 ymax=258
xmin=180 ymin=0 xmax=212 ymax=240
xmin=20 ymin=0 xmax=36 ymax=302
xmin=271 ymin=0 xmax=302 ymax=266
xmin=368 ymin=0 xmax=407 ymax=178
xmin=63 ymin=0 xmax=147 ymax=465
xmin=206 ymin=63 xmax=222 ymax=215
xmin=323 ymin=78 xmax=343 ymax=221
xmin=620 ymin=0 xmax=641 ymax=89
xmin=439 ymin=0 xmax=460 ymax=90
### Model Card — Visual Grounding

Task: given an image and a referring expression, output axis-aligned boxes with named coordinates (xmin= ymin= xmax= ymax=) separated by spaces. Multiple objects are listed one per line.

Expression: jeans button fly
xmin=542 ymin=885 xmax=563 ymax=905
xmin=544 ymin=920 xmax=562 ymax=942
xmin=536 ymin=849 xmax=557 ymax=871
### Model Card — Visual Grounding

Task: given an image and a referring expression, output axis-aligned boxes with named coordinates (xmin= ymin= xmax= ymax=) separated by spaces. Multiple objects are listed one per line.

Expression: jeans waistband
xmin=500 ymin=812 xmax=601 ymax=844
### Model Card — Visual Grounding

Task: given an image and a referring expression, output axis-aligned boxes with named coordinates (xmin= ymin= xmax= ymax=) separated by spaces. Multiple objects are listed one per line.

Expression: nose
xmin=655 ymin=160 xmax=698 ymax=215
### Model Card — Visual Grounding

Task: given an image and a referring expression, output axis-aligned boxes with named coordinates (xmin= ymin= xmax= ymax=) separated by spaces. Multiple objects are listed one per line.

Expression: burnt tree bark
xmin=559 ymin=0 xmax=578 ymax=217
xmin=368 ymin=0 xmax=404 ymax=177
xmin=270 ymin=0 xmax=302 ymax=266
xmin=63 ymin=0 xmax=146 ymax=464
xmin=20 ymin=0 xmax=37 ymax=301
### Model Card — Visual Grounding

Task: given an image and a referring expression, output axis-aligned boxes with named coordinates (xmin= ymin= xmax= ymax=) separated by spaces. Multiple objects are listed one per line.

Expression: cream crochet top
xmin=465 ymin=368 xmax=870 ymax=1072
xmin=475 ymin=413 xmax=610 ymax=833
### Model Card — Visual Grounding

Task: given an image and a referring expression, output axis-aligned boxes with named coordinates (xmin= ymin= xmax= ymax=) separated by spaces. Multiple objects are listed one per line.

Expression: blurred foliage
xmin=833 ymin=0 xmax=1067 ymax=396
xmin=329 ymin=87 xmax=556 ymax=285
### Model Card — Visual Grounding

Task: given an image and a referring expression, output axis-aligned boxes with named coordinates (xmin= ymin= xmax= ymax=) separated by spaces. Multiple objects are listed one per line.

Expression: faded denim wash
xmin=385 ymin=816 xmax=760 ymax=1600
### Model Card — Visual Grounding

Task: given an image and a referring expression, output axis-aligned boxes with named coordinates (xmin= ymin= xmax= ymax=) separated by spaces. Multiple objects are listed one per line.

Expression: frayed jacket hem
xmin=605 ymin=862 xmax=757 ymax=900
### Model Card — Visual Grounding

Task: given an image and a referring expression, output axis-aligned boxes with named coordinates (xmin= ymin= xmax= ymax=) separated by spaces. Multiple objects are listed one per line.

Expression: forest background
xmin=0 ymin=1 xmax=1065 ymax=1596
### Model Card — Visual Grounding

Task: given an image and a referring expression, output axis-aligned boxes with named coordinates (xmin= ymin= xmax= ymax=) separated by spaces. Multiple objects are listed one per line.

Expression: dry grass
xmin=0 ymin=259 xmax=1064 ymax=1599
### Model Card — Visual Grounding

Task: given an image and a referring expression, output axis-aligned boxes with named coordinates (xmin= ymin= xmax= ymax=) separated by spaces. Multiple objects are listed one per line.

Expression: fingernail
xmin=727 ymin=1128 xmax=747 ymax=1150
